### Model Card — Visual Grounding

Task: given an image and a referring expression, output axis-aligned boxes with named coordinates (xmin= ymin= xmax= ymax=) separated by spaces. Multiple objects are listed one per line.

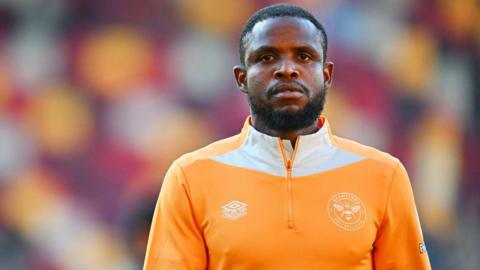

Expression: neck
xmin=251 ymin=116 xmax=319 ymax=147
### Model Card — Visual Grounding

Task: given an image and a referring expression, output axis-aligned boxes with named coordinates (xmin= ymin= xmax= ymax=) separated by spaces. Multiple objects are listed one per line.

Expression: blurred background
xmin=0 ymin=0 xmax=478 ymax=269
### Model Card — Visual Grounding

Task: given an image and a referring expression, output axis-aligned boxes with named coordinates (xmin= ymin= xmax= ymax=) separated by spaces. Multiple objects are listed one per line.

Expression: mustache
xmin=266 ymin=81 xmax=310 ymax=98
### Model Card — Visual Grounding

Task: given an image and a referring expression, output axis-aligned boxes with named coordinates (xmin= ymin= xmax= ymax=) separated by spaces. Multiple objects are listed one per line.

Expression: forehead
xmin=246 ymin=16 xmax=323 ymax=53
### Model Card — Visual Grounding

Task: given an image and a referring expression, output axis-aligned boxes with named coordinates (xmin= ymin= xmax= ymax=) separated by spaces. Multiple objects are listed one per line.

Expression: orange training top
xmin=144 ymin=117 xmax=431 ymax=270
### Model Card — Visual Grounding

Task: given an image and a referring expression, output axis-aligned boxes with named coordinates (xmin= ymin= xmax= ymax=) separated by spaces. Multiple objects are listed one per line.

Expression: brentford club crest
xmin=327 ymin=192 xmax=366 ymax=231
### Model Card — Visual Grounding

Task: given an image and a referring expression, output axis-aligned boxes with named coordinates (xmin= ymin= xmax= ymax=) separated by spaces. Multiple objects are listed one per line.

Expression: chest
xmin=192 ymin=169 xmax=385 ymax=269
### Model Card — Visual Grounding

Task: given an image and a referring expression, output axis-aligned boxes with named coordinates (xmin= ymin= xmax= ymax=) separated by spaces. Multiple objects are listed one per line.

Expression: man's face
xmin=234 ymin=17 xmax=333 ymax=131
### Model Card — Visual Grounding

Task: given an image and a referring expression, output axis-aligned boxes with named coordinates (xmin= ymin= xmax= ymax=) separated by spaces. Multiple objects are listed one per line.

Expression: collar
xmin=242 ymin=115 xmax=333 ymax=154
xmin=239 ymin=115 xmax=336 ymax=175
xmin=210 ymin=116 xmax=364 ymax=177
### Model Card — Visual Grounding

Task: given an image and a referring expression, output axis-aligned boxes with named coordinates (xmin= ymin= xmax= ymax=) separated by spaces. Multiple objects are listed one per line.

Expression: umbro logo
xmin=221 ymin=200 xmax=247 ymax=221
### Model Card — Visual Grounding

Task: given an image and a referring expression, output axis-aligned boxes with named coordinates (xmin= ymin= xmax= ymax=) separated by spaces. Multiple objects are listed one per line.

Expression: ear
xmin=323 ymin=61 xmax=334 ymax=89
xmin=233 ymin=65 xmax=248 ymax=93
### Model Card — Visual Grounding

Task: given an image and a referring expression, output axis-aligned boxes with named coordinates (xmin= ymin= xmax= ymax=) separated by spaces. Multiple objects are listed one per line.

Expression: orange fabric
xmin=144 ymin=118 xmax=431 ymax=270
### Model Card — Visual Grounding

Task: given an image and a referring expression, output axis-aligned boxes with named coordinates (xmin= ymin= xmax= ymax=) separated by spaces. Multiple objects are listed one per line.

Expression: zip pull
xmin=286 ymin=160 xmax=292 ymax=170
xmin=278 ymin=139 xmax=297 ymax=171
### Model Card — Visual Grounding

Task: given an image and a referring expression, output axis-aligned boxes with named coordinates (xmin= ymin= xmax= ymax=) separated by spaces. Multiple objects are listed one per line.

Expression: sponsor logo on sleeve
xmin=419 ymin=242 xmax=427 ymax=254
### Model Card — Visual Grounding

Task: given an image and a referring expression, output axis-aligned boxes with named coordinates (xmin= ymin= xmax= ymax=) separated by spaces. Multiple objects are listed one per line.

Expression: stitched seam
xmin=377 ymin=161 xmax=400 ymax=242
xmin=176 ymin=162 xmax=204 ymax=232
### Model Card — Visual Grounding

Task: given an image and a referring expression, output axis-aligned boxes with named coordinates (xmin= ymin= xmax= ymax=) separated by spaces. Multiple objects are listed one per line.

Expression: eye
xmin=298 ymin=53 xmax=312 ymax=62
xmin=259 ymin=54 xmax=275 ymax=63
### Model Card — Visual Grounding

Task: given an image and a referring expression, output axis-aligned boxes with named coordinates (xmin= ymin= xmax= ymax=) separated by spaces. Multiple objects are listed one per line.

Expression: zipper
xmin=278 ymin=139 xmax=299 ymax=229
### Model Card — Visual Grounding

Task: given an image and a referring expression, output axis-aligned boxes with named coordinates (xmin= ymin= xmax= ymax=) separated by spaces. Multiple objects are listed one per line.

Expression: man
xmin=144 ymin=3 xmax=431 ymax=269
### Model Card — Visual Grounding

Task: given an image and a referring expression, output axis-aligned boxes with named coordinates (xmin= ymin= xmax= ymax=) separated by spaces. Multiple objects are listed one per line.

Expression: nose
xmin=273 ymin=59 xmax=299 ymax=80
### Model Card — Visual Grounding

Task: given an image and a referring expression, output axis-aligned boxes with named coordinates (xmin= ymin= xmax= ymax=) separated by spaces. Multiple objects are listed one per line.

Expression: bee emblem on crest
xmin=328 ymin=192 xmax=366 ymax=231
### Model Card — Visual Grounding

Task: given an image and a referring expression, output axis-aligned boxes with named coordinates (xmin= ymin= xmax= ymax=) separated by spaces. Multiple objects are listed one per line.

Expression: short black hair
xmin=239 ymin=3 xmax=328 ymax=66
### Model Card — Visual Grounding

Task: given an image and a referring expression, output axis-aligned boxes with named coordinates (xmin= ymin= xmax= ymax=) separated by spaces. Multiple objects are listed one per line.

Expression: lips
xmin=269 ymin=83 xmax=305 ymax=99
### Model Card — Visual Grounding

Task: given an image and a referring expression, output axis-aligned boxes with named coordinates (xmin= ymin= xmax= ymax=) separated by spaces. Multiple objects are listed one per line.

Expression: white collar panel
xmin=210 ymin=118 xmax=364 ymax=177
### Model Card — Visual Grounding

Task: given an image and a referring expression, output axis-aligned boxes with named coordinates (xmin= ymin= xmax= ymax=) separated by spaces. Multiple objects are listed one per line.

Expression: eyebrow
xmin=251 ymin=45 xmax=279 ymax=53
xmin=293 ymin=45 xmax=318 ymax=53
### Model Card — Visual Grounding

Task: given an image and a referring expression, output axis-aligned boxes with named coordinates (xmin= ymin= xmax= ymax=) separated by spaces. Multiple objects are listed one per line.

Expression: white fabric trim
xmin=210 ymin=125 xmax=286 ymax=176
xmin=210 ymin=122 xmax=364 ymax=177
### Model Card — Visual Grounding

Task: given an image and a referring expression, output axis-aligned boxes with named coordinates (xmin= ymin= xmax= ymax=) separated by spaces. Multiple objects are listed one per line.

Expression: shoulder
xmin=174 ymin=133 xmax=245 ymax=169
xmin=331 ymin=135 xmax=400 ymax=170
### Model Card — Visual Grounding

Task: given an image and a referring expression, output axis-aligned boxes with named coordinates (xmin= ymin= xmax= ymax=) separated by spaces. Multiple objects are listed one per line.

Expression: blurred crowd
xmin=0 ymin=0 xmax=478 ymax=269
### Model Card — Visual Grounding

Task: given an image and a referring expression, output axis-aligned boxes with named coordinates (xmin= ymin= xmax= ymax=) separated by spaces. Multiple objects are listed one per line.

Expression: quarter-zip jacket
xmin=144 ymin=117 xmax=431 ymax=270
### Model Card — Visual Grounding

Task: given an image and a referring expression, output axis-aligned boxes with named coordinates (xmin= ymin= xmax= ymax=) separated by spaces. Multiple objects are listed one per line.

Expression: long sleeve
xmin=143 ymin=162 xmax=207 ymax=270
xmin=373 ymin=161 xmax=431 ymax=269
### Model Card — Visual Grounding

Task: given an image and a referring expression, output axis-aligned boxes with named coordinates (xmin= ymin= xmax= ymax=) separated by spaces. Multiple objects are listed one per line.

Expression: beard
xmin=247 ymin=83 xmax=326 ymax=132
